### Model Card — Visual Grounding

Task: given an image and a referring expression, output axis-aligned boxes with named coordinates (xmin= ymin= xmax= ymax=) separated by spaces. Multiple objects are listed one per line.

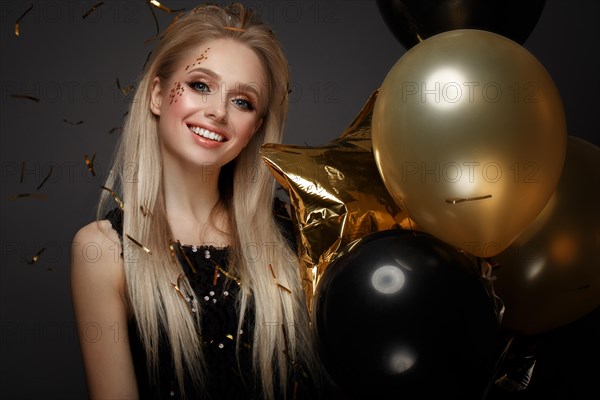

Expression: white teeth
xmin=190 ymin=126 xmax=225 ymax=142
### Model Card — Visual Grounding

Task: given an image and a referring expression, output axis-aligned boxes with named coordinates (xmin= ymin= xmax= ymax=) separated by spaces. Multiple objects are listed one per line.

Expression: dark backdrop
xmin=1 ymin=1 xmax=598 ymax=399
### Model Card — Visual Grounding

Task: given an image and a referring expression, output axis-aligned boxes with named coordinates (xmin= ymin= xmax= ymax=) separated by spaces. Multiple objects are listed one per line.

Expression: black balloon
xmin=375 ymin=0 xmax=546 ymax=49
xmin=313 ymin=229 xmax=501 ymax=400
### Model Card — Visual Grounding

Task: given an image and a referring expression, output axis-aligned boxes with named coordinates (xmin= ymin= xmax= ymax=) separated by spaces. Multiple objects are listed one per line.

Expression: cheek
xmin=239 ymin=119 xmax=261 ymax=144
xmin=168 ymin=81 xmax=185 ymax=105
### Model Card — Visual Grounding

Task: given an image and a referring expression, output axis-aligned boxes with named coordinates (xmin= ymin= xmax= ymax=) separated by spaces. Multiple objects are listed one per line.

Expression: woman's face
xmin=150 ymin=38 xmax=267 ymax=171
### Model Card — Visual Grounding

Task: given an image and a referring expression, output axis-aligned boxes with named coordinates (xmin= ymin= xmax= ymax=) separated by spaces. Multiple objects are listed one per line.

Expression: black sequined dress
xmin=104 ymin=203 xmax=315 ymax=400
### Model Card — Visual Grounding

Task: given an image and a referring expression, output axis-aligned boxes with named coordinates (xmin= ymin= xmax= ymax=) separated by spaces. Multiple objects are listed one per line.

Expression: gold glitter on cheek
xmin=169 ymin=81 xmax=184 ymax=104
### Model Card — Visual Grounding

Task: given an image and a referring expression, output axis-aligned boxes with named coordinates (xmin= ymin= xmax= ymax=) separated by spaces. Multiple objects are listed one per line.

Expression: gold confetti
xmin=63 ymin=119 xmax=84 ymax=125
xmin=224 ymin=26 xmax=246 ymax=32
xmin=36 ymin=166 xmax=53 ymax=190
xmin=148 ymin=0 xmax=184 ymax=13
xmin=445 ymin=194 xmax=493 ymax=204
xmin=269 ymin=263 xmax=292 ymax=294
xmin=176 ymin=240 xmax=197 ymax=274
xmin=116 ymin=78 xmax=135 ymax=96
xmin=84 ymin=153 xmax=96 ymax=176
xmin=169 ymin=239 xmax=176 ymax=258
xmin=213 ymin=261 xmax=242 ymax=285
xmin=142 ymin=51 xmax=153 ymax=71
xmin=140 ymin=204 xmax=153 ymax=216
xmin=101 ymin=185 xmax=124 ymax=209
xmin=213 ymin=267 xmax=219 ymax=285
xmin=15 ymin=4 xmax=33 ymax=37
xmin=9 ymin=193 xmax=48 ymax=200
xmin=226 ymin=334 xmax=234 ymax=340
xmin=126 ymin=234 xmax=152 ymax=254
xmin=146 ymin=2 xmax=160 ymax=35
xmin=24 ymin=248 xmax=45 ymax=264
xmin=11 ymin=94 xmax=39 ymax=102
xmin=171 ymin=273 xmax=187 ymax=301
xmin=82 ymin=2 xmax=104 ymax=19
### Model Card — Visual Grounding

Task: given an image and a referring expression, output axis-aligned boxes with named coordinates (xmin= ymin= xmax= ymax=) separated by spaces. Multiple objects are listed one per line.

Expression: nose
xmin=203 ymin=96 xmax=227 ymax=123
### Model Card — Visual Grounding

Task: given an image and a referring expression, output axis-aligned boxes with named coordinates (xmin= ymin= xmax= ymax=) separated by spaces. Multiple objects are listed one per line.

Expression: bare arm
xmin=71 ymin=220 xmax=139 ymax=399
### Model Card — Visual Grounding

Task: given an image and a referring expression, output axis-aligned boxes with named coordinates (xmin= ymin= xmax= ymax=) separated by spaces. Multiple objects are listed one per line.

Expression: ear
xmin=149 ymin=76 xmax=162 ymax=116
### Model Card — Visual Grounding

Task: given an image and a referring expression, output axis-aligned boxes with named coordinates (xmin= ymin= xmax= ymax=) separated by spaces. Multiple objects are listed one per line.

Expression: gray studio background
xmin=1 ymin=1 xmax=599 ymax=399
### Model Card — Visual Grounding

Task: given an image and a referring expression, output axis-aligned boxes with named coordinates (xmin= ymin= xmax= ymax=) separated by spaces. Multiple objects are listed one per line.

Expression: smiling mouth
xmin=189 ymin=125 xmax=226 ymax=142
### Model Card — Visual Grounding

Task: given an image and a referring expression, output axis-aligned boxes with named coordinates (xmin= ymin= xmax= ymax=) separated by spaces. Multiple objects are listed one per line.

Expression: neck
xmin=162 ymin=155 xmax=224 ymax=235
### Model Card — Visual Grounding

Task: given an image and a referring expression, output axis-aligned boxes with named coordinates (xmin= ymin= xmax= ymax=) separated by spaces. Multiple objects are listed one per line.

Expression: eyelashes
xmin=187 ymin=80 xmax=210 ymax=93
xmin=185 ymin=80 xmax=256 ymax=111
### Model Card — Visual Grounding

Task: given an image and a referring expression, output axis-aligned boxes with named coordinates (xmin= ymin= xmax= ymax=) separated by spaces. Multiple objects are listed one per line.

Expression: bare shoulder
xmin=70 ymin=220 xmax=138 ymax=398
xmin=71 ymin=219 xmax=124 ymax=293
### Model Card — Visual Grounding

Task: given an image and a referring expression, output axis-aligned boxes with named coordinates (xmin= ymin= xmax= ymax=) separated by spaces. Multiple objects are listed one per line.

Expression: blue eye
xmin=188 ymin=81 xmax=210 ymax=92
xmin=232 ymin=98 xmax=255 ymax=111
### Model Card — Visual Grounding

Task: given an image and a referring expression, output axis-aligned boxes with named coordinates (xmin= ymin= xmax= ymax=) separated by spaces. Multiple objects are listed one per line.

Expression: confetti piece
xmin=269 ymin=264 xmax=292 ymax=293
xmin=11 ymin=94 xmax=39 ymax=102
xmin=148 ymin=0 xmax=184 ymax=14
xmin=82 ymin=2 xmax=104 ymax=19
xmin=9 ymin=193 xmax=48 ymax=200
xmin=171 ymin=273 xmax=187 ymax=300
xmin=108 ymin=126 xmax=122 ymax=134
xmin=140 ymin=204 xmax=153 ymax=216
xmin=126 ymin=234 xmax=152 ymax=254
xmin=15 ymin=4 xmax=33 ymax=37
xmin=24 ymin=248 xmax=45 ymax=264
xmin=214 ymin=264 xmax=241 ymax=285
xmin=142 ymin=51 xmax=153 ymax=71
xmin=20 ymin=161 xmax=25 ymax=183
xmin=224 ymin=26 xmax=246 ymax=32
xmin=116 ymin=78 xmax=134 ymax=96
xmin=445 ymin=194 xmax=492 ymax=204
xmin=146 ymin=1 xmax=160 ymax=35
xmin=101 ymin=185 xmax=124 ymax=209
xmin=176 ymin=240 xmax=197 ymax=273
xmin=84 ymin=153 xmax=96 ymax=176
xmin=36 ymin=166 xmax=53 ymax=190
xmin=213 ymin=267 xmax=219 ymax=285
xmin=63 ymin=119 xmax=84 ymax=125
xmin=169 ymin=239 xmax=176 ymax=258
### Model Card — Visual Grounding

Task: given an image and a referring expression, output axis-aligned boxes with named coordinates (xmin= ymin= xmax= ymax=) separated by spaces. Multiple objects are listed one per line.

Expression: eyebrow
xmin=186 ymin=66 xmax=261 ymax=99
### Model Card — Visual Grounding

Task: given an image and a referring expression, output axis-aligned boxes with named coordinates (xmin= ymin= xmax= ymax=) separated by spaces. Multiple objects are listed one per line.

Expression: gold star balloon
xmin=260 ymin=90 xmax=417 ymax=310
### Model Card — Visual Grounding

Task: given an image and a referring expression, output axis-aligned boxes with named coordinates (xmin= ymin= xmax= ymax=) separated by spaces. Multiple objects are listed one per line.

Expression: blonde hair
xmin=98 ymin=3 xmax=318 ymax=398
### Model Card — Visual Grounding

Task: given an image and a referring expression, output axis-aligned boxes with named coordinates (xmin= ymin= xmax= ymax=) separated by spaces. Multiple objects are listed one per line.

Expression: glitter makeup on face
xmin=185 ymin=48 xmax=210 ymax=71
xmin=169 ymin=81 xmax=184 ymax=105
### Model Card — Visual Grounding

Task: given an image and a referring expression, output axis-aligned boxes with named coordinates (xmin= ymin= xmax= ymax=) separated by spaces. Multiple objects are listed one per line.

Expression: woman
xmin=71 ymin=3 xmax=320 ymax=399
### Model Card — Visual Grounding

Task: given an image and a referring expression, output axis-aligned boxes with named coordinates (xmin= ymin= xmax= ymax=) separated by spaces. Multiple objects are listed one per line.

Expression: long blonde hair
xmin=98 ymin=3 xmax=318 ymax=398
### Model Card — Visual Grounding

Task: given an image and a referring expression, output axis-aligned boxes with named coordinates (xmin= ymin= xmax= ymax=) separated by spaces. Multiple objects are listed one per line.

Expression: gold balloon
xmin=372 ymin=29 xmax=567 ymax=258
xmin=260 ymin=90 xmax=416 ymax=311
xmin=492 ymin=136 xmax=600 ymax=335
